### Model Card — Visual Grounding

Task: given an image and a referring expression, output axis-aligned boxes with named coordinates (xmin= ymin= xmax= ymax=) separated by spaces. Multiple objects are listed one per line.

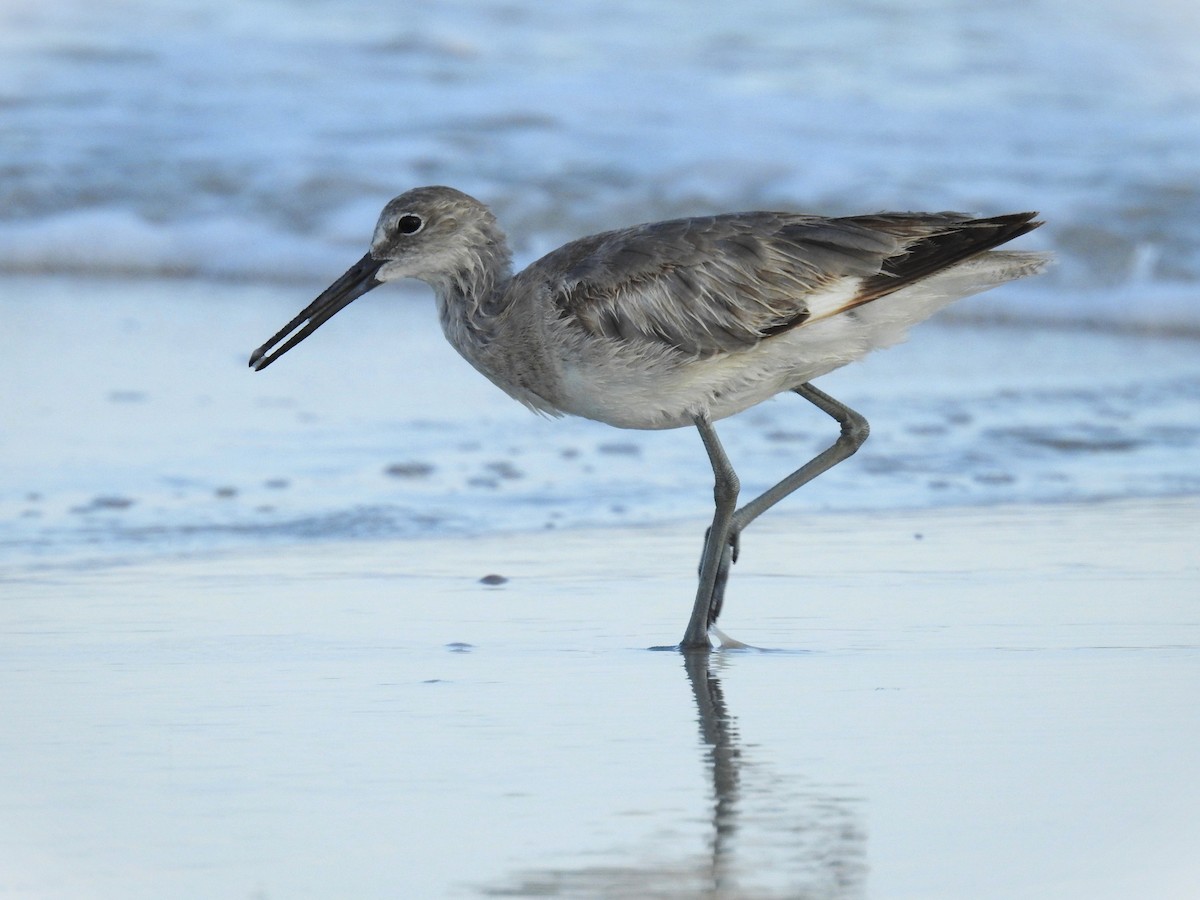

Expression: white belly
xmin=554 ymin=313 xmax=873 ymax=430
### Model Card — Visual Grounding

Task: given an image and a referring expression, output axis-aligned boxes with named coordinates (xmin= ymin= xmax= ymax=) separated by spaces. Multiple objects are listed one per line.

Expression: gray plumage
xmin=251 ymin=185 xmax=1050 ymax=649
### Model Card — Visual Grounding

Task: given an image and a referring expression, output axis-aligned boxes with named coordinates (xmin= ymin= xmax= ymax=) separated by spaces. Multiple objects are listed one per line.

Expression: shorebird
xmin=250 ymin=186 xmax=1049 ymax=650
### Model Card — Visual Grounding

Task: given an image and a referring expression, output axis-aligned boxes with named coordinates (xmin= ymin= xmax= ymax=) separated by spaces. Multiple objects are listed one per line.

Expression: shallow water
xmin=2 ymin=277 xmax=1197 ymax=897
xmin=3 ymin=4 xmax=1199 ymax=894
xmin=2 ymin=500 xmax=1197 ymax=898
xmin=4 ymin=277 xmax=1199 ymax=567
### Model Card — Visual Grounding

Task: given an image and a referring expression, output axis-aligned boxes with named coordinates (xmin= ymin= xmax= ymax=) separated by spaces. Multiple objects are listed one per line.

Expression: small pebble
xmin=973 ymin=472 xmax=1015 ymax=485
xmin=107 ymin=390 xmax=147 ymax=403
xmin=384 ymin=462 xmax=434 ymax=478
xmin=80 ymin=496 xmax=135 ymax=511
xmin=483 ymin=460 xmax=522 ymax=479
xmin=764 ymin=430 xmax=809 ymax=443
xmin=479 ymin=574 xmax=507 ymax=586
xmin=597 ymin=441 xmax=640 ymax=456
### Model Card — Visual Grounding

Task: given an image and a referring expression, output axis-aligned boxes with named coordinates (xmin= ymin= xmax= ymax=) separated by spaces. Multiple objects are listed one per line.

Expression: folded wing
xmin=532 ymin=210 xmax=1040 ymax=356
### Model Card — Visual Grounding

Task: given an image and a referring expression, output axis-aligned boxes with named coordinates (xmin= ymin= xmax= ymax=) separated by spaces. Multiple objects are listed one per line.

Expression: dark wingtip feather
xmin=852 ymin=211 xmax=1043 ymax=306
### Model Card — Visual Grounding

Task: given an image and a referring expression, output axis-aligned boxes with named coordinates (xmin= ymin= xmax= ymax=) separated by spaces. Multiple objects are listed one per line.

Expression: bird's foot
xmin=710 ymin=626 xmax=754 ymax=650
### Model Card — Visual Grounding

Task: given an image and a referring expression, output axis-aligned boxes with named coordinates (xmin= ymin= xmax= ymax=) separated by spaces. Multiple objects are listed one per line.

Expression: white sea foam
xmin=0 ymin=209 xmax=345 ymax=281
xmin=2 ymin=2 xmax=1199 ymax=561
xmin=0 ymin=0 xmax=1197 ymax=328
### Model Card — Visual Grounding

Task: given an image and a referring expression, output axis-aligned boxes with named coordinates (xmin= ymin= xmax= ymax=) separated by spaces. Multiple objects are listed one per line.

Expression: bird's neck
xmin=430 ymin=231 xmax=515 ymax=348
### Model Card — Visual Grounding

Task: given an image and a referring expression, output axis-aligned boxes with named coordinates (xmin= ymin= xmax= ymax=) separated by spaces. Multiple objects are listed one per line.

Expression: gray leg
xmin=681 ymin=412 xmax=740 ymax=649
xmin=698 ymin=383 xmax=870 ymax=641
xmin=733 ymin=383 xmax=870 ymax=533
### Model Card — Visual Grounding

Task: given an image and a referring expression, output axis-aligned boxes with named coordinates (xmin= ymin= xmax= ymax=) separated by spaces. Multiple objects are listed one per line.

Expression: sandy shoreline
xmin=10 ymin=494 xmax=1196 ymax=649
xmin=5 ymin=4 xmax=1200 ymax=891
xmin=6 ymin=274 xmax=1200 ymax=573
xmin=3 ymin=277 xmax=1198 ymax=897
xmin=3 ymin=497 xmax=1197 ymax=898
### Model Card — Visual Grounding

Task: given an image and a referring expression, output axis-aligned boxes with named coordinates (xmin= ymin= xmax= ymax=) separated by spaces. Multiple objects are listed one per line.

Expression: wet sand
xmin=6 ymin=275 xmax=1200 ymax=568
xmin=2 ymin=497 xmax=1197 ymax=899
xmin=3 ymin=275 xmax=1199 ymax=897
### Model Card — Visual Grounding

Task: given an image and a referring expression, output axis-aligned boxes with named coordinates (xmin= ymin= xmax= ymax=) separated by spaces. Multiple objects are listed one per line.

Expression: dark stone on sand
xmin=974 ymin=471 xmax=1016 ymax=485
xmin=764 ymin=430 xmax=810 ymax=443
xmin=479 ymin=574 xmax=508 ymax=586
xmin=483 ymin=460 xmax=522 ymax=479
xmin=597 ymin=441 xmax=640 ymax=456
xmin=76 ymin=495 xmax=135 ymax=512
xmin=385 ymin=462 xmax=435 ymax=478
xmin=107 ymin=390 xmax=147 ymax=403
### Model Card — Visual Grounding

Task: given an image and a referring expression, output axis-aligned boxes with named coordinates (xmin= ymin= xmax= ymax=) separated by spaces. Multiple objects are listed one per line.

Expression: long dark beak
xmin=249 ymin=252 xmax=384 ymax=371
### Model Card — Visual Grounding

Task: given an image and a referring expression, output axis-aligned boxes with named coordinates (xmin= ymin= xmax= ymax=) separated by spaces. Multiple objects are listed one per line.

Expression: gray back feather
xmin=520 ymin=211 xmax=1024 ymax=356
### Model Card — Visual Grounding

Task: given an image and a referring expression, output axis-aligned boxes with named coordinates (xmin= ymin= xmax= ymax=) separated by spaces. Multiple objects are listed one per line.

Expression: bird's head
xmin=249 ymin=186 xmax=503 ymax=371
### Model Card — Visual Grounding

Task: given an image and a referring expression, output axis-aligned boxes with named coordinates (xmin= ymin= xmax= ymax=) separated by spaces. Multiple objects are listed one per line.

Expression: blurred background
xmin=4 ymin=8 xmax=1198 ymax=895
xmin=2 ymin=0 xmax=1198 ymax=306
xmin=3 ymin=0 xmax=1199 ymax=562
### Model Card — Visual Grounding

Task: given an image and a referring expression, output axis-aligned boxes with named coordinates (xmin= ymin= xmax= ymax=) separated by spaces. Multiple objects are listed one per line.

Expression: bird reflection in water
xmin=479 ymin=653 xmax=867 ymax=897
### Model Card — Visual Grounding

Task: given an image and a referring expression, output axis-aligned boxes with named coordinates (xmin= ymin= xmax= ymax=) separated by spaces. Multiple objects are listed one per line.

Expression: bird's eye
xmin=396 ymin=214 xmax=424 ymax=235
